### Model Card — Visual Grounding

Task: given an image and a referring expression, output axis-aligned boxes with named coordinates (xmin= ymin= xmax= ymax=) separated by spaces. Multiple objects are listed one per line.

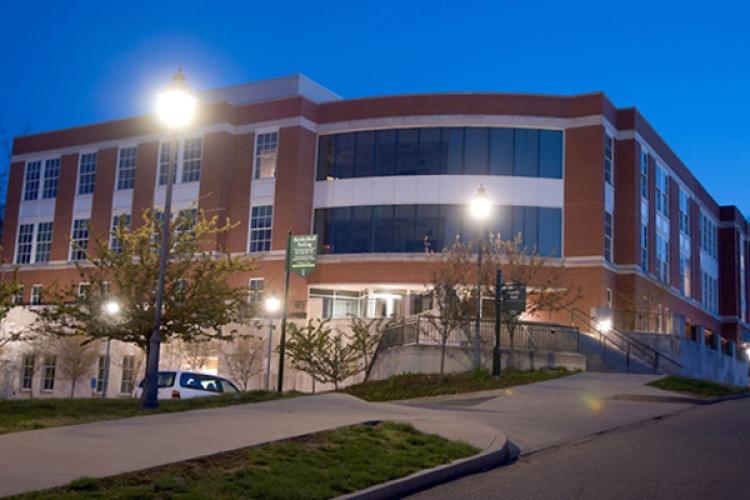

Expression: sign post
xmin=493 ymin=270 xmax=503 ymax=377
xmin=277 ymin=233 xmax=318 ymax=393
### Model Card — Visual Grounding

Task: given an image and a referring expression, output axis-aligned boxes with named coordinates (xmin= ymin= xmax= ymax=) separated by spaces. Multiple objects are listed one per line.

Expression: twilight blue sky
xmin=1 ymin=0 xmax=748 ymax=213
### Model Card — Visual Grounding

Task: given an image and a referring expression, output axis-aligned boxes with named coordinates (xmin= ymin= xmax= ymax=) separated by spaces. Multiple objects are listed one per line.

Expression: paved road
xmin=411 ymin=397 xmax=750 ymax=500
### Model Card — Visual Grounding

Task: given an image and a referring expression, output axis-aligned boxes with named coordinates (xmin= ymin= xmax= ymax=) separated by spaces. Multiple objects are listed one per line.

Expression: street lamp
xmin=469 ymin=184 xmax=492 ymax=369
xmin=143 ymin=68 xmax=198 ymax=410
xmin=263 ymin=296 xmax=281 ymax=391
xmin=101 ymin=300 xmax=120 ymax=399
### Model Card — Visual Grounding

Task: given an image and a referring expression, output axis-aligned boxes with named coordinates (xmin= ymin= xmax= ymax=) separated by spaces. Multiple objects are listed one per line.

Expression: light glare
xmin=157 ymin=88 xmax=197 ymax=129
xmin=264 ymin=296 xmax=281 ymax=313
xmin=103 ymin=301 xmax=121 ymax=316
xmin=596 ymin=318 xmax=613 ymax=333
xmin=469 ymin=185 xmax=492 ymax=221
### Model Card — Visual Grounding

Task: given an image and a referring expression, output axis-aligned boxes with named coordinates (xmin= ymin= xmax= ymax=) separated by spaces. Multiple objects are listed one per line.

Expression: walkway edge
xmin=337 ymin=431 xmax=511 ymax=500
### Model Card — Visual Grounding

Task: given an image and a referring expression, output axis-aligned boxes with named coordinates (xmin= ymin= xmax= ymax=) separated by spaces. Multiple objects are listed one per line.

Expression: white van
xmin=135 ymin=371 xmax=240 ymax=400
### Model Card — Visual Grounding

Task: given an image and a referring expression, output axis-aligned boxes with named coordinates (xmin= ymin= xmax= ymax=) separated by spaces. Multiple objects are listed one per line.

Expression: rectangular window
xmin=396 ymin=129 xmax=419 ymax=175
xmin=70 ymin=219 xmax=90 ymax=261
xmin=23 ymin=161 xmax=41 ymax=201
xmin=77 ymin=282 xmax=90 ymax=301
xmin=514 ymin=129 xmax=539 ymax=177
xmin=249 ymin=205 xmax=273 ymax=252
xmin=655 ymin=166 xmax=669 ymax=217
xmin=35 ymin=222 xmax=53 ymax=263
xmin=254 ymin=132 xmax=278 ymax=179
xmin=416 ymin=128 xmax=441 ymax=176
xmin=248 ymin=278 xmax=264 ymax=304
xmin=354 ymin=131 xmax=376 ymax=177
xmin=334 ymin=133 xmax=355 ymax=178
xmin=21 ymin=355 xmax=34 ymax=390
xmin=12 ymin=285 xmax=24 ymax=305
xmin=680 ymin=253 xmax=691 ymax=297
xmin=181 ymin=138 xmax=202 ymax=183
xmin=158 ymin=142 xmax=174 ymax=186
xmin=539 ymin=130 xmax=563 ymax=178
xmin=374 ymin=130 xmax=397 ymax=177
xmin=604 ymin=134 xmax=614 ymax=185
xmin=78 ymin=153 xmax=97 ymax=195
xmin=640 ymin=223 xmax=649 ymax=272
xmin=605 ymin=288 xmax=613 ymax=308
xmin=656 ymin=235 xmax=670 ymax=284
xmin=120 ymin=355 xmax=136 ymax=394
xmin=463 ymin=127 xmax=489 ymax=175
xmin=110 ymin=214 xmax=131 ymax=253
xmin=116 ymin=147 xmax=137 ymax=190
xmin=42 ymin=356 xmax=56 ymax=391
xmin=176 ymin=209 xmax=197 ymax=238
xmin=42 ymin=158 xmax=60 ymax=199
xmin=96 ymin=356 xmax=106 ymax=393
xmin=15 ymin=224 xmax=34 ymax=264
xmin=604 ymin=211 xmax=613 ymax=263
xmin=640 ymin=150 xmax=649 ymax=199
xmin=30 ymin=285 xmax=42 ymax=305
xmin=679 ymin=189 xmax=691 ymax=236
xmin=489 ymin=128 xmax=514 ymax=176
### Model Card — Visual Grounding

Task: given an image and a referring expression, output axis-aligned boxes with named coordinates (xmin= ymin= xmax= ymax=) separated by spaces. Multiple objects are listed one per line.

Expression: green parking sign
xmin=289 ymin=234 xmax=318 ymax=277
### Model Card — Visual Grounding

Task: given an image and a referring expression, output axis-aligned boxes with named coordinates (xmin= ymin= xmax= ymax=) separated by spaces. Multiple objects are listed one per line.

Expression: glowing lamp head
xmin=156 ymin=68 xmax=197 ymax=129
xmin=264 ymin=296 xmax=281 ymax=314
xmin=469 ymin=184 xmax=492 ymax=221
xmin=103 ymin=301 xmax=121 ymax=316
xmin=596 ymin=318 xmax=613 ymax=333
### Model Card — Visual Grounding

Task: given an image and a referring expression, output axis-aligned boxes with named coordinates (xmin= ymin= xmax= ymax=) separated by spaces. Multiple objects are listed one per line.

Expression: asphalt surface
xmin=410 ymin=397 xmax=750 ymax=500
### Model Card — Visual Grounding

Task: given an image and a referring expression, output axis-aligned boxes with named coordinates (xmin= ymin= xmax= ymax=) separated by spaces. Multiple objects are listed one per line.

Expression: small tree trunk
xmin=70 ymin=379 xmax=77 ymax=399
xmin=311 ymin=377 xmax=316 ymax=394
xmin=440 ymin=337 xmax=447 ymax=378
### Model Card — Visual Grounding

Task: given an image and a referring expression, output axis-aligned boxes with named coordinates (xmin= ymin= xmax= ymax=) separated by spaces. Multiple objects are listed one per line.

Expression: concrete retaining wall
xmin=369 ymin=344 xmax=585 ymax=381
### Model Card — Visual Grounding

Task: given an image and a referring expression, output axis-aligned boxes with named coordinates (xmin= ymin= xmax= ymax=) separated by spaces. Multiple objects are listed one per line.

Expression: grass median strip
xmin=0 ymin=390 xmax=299 ymax=435
xmin=647 ymin=375 xmax=749 ymax=398
xmin=15 ymin=421 xmax=479 ymax=500
xmin=342 ymin=368 xmax=573 ymax=402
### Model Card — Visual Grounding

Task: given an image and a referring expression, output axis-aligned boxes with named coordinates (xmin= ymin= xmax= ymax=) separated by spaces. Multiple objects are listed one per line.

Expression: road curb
xmin=337 ymin=431 xmax=512 ymax=500
xmin=605 ymin=391 xmax=750 ymax=406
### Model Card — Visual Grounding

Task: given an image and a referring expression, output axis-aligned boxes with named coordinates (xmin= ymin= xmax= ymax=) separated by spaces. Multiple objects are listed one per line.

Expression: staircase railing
xmin=567 ymin=308 xmax=683 ymax=374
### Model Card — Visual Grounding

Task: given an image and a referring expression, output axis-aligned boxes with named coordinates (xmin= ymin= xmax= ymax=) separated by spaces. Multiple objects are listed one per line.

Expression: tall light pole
xmin=143 ymin=68 xmax=197 ymax=410
xmin=263 ymin=296 xmax=281 ymax=391
xmin=469 ymin=184 xmax=492 ymax=369
xmin=101 ymin=300 xmax=120 ymax=399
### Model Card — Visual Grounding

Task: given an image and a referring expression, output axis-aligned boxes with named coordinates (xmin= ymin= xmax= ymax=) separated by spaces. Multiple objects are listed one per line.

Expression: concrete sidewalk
xmin=0 ymin=373 xmax=693 ymax=497
xmin=0 ymin=394 xmax=503 ymax=497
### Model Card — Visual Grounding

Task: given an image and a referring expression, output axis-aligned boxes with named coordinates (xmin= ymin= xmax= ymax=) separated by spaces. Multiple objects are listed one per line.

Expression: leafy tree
xmin=220 ymin=335 xmax=264 ymax=391
xmin=35 ymin=209 xmax=258 ymax=357
xmin=56 ymin=336 xmax=100 ymax=398
xmin=0 ymin=265 xmax=25 ymax=352
xmin=346 ymin=316 xmax=389 ymax=382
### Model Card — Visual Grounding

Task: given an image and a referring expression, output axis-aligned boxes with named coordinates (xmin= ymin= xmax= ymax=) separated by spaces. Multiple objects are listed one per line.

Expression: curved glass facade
xmin=317 ymin=127 xmax=563 ymax=180
xmin=314 ymin=205 xmax=562 ymax=257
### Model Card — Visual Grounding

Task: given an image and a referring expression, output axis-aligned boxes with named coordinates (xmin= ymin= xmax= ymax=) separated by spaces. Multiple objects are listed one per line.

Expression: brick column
xmin=1 ymin=161 xmax=25 ymax=262
xmin=614 ymin=139 xmax=638 ymax=265
xmin=563 ymin=126 xmax=605 ymax=258
xmin=648 ymin=155 xmax=657 ymax=276
xmin=198 ymin=131 xmax=235 ymax=250
xmin=224 ymin=133 xmax=255 ymax=253
xmin=90 ymin=147 xmax=118 ymax=239
xmin=131 ymin=141 xmax=158 ymax=228
xmin=690 ymin=199 xmax=702 ymax=301
xmin=49 ymin=153 xmax=79 ymax=261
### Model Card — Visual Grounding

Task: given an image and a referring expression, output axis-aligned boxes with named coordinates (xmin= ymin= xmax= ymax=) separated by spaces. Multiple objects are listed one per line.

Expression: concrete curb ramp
xmin=338 ymin=424 xmax=511 ymax=500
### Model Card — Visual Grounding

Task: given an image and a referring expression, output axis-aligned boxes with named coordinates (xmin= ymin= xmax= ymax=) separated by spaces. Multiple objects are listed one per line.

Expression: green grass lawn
xmin=0 ymin=391 xmax=299 ymax=435
xmin=16 ymin=422 xmax=478 ymax=500
xmin=648 ymin=375 xmax=749 ymax=398
xmin=342 ymin=368 xmax=573 ymax=402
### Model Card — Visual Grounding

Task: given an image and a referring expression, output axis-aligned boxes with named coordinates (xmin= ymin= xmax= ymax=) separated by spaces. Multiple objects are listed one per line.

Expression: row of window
xmin=699 ymin=211 xmax=718 ymax=259
xmin=21 ymin=353 xmax=137 ymax=395
xmin=21 ymin=132 xmax=280 ymax=200
xmin=701 ymin=272 xmax=719 ymax=314
xmin=317 ymin=127 xmax=563 ymax=181
xmin=313 ymin=204 xmax=562 ymax=257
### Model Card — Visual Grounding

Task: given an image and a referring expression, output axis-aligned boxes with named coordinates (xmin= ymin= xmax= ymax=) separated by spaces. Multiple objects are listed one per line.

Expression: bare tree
xmin=179 ymin=339 xmax=216 ymax=371
xmin=56 ymin=336 xmax=100 ymax=398
xmin=220 ymin=335 xmax=264 ymax=390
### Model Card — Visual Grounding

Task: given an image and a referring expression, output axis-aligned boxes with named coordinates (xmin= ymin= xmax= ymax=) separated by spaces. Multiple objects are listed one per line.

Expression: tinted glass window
xmin=179 ymin=373 xmax=222 ymax=392
xmin=334 ymin=133 xmax=355 ymax=179
xmin=330 ymin=207 xmax=352 ymax=254
xmin=221 ymin=378 xmax=239 ymax=393
xmin=523 ymin=207 xmax=539 ymax=252
xmin=443 ymin=128 xmax=464 ymax=174
xmin=416 ymin=205 xmax=443 ymax=253
xmin=514 ymin=129 xmax=539 ymax=177
xmin=539 ymin=208 xmax=562 ymax=257
xmin=396 ymin=129 xmax=419 ymax=175
xmin=489 ymin=129 xmax=514 ymax=175
xmin=317 ymin=135 xmax=334 ymax=180
xmin=417 ymin=128 xmax=442 ymax=175
xmin=393 ymin=205 xmax=417 ymax=252
xmin=138 ymin=371 xmax=176 ymax=388
xmin=539 ymin=130 xmax=563 ymax=178
xmin=442 ymin=205 xmax=463 ymax=249
xmin=354 ymin=131 xmax=375 ymax=177
xmin=463 ymin=128 xmax=489 ymax=175
xmin=351 ymin=206 xmax=373 ymax=253
xmin=374 ymin=130 xmax=397 ymax=176
xmin=372 ymin=205 xmax=395 ymax=252
xmin=491 ymin=205 xmax=512 ymax=241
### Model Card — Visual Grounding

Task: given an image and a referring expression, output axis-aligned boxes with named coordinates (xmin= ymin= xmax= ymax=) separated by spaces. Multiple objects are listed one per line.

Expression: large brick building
xmin=4 ymin=74 xmax=749 ymax=351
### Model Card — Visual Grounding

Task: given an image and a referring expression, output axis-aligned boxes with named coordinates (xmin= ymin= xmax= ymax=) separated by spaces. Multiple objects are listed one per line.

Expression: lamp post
xmin=143 ymin=68 xmax=197 ymax=410
xmin=263 ymin=296 xmax=281 ymax=391
xmin=468 ymin=184 xmax=492 ymax=370
xmin=101 ymin=300 xmax=120 ymax=399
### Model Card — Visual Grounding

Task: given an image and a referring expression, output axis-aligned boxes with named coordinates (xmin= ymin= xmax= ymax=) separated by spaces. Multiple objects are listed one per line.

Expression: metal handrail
xmin=567 ymin=307 xmax=682 ymax=371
